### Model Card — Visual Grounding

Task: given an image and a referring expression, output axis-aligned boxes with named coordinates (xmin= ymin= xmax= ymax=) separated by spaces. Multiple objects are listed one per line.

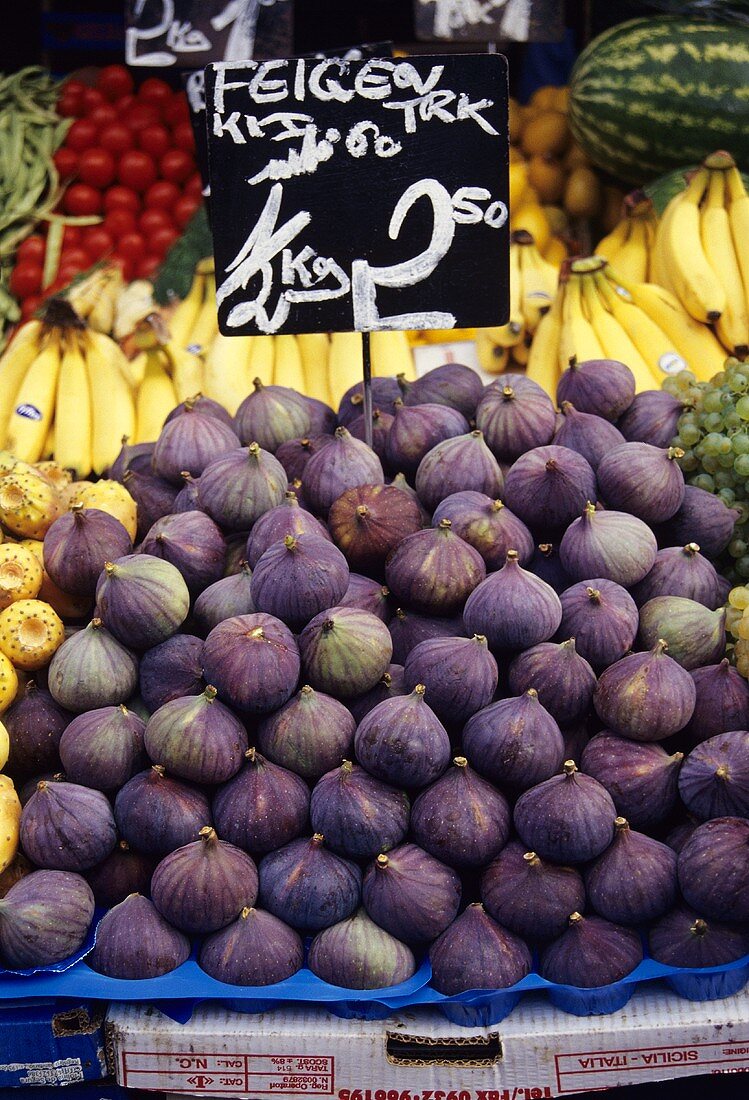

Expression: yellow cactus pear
xmin=0 ymin=472 xmax=63 ymax=539
xmin=0 ymin=774 xmax=21 ymax=874
xmin=0 ymin=599 xmax=65 ymax=671
xmin=0 ymin=544 xmax=44 ymax=610
xmin=0 ymin=653 xmax=18 ymax=715
xmin=71 ymin=480 xmax=137 ymax=541
xmin=34 ymin=461 xmax=73 ymax=495
xmin=0 ymin=719 xmax=8 ymax=770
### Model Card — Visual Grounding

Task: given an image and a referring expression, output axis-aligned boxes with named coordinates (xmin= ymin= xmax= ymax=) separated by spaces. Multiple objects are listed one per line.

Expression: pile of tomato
xmin=10 ymin=64 xmax=202 ymax=316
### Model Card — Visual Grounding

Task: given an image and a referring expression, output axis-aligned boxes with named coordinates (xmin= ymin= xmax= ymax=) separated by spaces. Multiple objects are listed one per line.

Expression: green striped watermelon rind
xmin=569 ymin=16 xmax=749 ymax=186
xmin=646 ymin=164 xmax=749 ymax=214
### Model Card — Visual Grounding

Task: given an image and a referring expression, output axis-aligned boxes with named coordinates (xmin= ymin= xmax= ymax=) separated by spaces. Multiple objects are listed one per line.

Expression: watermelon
xmin=569 ymin=17 xmax=749 ymax=184
xmin=646 ymin=165 xmax=749 ymax=215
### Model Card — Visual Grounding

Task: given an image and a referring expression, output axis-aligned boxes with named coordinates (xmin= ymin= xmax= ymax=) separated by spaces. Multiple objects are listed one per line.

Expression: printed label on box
xmin=121 ymin=1049 xmax=335 ymax=1094
xmin=555 ymin=1041 xmax=749 ymax=1093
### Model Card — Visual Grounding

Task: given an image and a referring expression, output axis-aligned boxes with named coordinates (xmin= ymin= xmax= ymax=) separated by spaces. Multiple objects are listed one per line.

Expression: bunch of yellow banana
xmin=126 ymin=313 xmax=204 ymax=444
xmin=526 ymin=256 xmax=726 ymax=397
xmin=64 ymin=264 xmax=125 ymax=335
xmin=0 ymin=303 xmax=136 ymax=477
xmin=594 ymin=192 xmax=658 ymax=284
xmin=476 ymin=230 xmax=559 ymax=375
xmin=653 ymin=152 xmax=749 ymax=356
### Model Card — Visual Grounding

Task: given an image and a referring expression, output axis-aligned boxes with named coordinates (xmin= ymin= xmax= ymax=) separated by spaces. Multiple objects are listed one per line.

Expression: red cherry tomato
xmin=88 ymin=104 xmax=117 ymax=129
xmin=103 ymin=185 xmax=140 ymax=214
xmin=57 ymin=93 xmax=83 ymax=119
xmin=144 ymin=180 xmax=180 ymax=210
xmin=116 ymin=233 xmax=146 ymax=264
xmin=16 ymin=236 xmax=46 ymax=264
xmin=114 ymin=93 xmax=135 ymax=113
xmin=172 ymin=121 xmax=196 ymax=154
xmin=118 ymin=150 xmax=157 ymax=193
xmin=103 ymin=208 xmax=137 ymax=239
xmin=149 ymin=226 xmax=179 ymax=256
xmin=173 ymin=194 xmax=201 ymax=229
xmin=138 ymin=124 xmax=171 ymax=159
xmin=82 ymin=227 xmax=115 ymax=261
xmin=162 ymin=94 xmax=190 ymax=127
xmin=136 ymin=255 xmax=162 ymax=280
xmin=21 ymin=295 xmax=43 ymax=320
xmin=60 ymin=247 xmax=91 ymax=269
xmin=184 ymin=171 xmax=204 ymax=200
xmin=53 ymin=147 xmax=78 ymax=180
xmin=63 ymin=183 xmax=102 ymax=217
xmin=57 ymin=260 xmax=87 ymax=285
xmin=65 ymin=118 xmax=98 ymax=152
xmin=124 ymin=102 xmax=160 ymax=133
xmin=78 ymin=147 xmax=116 ymax=189
xmin=99 ymin=123 xmax=134 ymax=157
xmin=62 ymin=225 xmax=83 ymax=247
xmin=138 ymin=77 xmax=173 ymax=106
xmin=159 ymin=149 xmax=193 ymax=184
xmin=82 ymin=87 xmax=106 ymax=114
xmin=9 ymin=262 xmax=43 ymax=299
xmin=97 ymin=65 xmax=134 ymax=101
xmin=139 ymin=208 xmax=172 ymax=235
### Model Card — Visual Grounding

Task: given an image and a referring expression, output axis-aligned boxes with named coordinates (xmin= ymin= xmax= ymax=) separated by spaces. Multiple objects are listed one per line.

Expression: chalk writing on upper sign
xmin=415 ymin=0 xmax=564 ymax=43
xmin=206 ymin=55 xmax=509 ymax=336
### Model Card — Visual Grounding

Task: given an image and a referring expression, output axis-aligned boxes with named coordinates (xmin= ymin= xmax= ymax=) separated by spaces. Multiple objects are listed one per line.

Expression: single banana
xmin=650 ymin=192 xmax=678 ymax=295
xmin=273 ymin=334 xmax=306 ymax=391
xmin=607 ymin=215 xmax=649 ymax=285
xmin=657 ymin=169 xmax=726 ymax=323
xmin=297 ymin=332 xmax=332 ymax=404
xmin=370 ymin=330 xmax=416 ymax=382
xmin=168 ymin=270 xmax=205 ymax=350
xmin=0 ymin=321 xmax=44 ymax=448
xmin=83 ymin=330 xmax=137 ymax=474
xmin=203 ymin=331 xmax=253 ymax=415
xmin=583 ymin=272 xmax=660 ymax=391
xmin=518 ymin=236 xmax=557 ymax=334
xmin=595 ymin=217 xmax=630 ymax=265
xmin=328 ymin=331 xmax=364 ymax=406
xmin=5 ymin=333 xmax=61 ymax=463
xmin=525 ymin=291 xmax=562 ymax=395
xmin=558 ymin=272 xmax=604 ymax=371
xmin=55 ymin=334 xmax=92 ymax=477
xmin=595 ymin=269 xmax=687 ymax=384
xmin=188 ymin=271 xmax=219 ymax=353
xmin=476 ymin=329 xmax=511 ymax=374
xmin=727 ymin=166 xmax=749 ymax=313
xmin=493 ymin=240 xmax=525 ymax=348
xmin=135 ymin=349 xmax=178 ymax=443
xmin=166 ymin=343 xmax=204 ymax=403
xmin=701 ymin=169 xmax=749 ymax=355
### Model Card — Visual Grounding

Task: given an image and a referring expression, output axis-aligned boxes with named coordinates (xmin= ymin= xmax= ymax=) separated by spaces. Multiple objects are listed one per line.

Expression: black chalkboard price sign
xmin=205 ymin=54 xmax=509 ymax=336
xmin=414 ymin=0 xmax=565 ymax=43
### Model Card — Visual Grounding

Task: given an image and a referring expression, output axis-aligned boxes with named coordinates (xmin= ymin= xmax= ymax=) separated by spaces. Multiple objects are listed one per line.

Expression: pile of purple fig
xmin=3 ymin=359 xmax=749 ymax=1002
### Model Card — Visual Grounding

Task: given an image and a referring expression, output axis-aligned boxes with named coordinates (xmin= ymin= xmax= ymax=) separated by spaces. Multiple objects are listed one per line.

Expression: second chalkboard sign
xmin=205 ymin=54 xmax=509 ymax=336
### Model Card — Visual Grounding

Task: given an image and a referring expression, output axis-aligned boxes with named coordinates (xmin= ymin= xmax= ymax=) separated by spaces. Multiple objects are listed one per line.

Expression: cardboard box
xmin=107 ymin=985 xmax=749 ymax=1099
xmin=0 ymin=1001 xmax=107 ymax=1088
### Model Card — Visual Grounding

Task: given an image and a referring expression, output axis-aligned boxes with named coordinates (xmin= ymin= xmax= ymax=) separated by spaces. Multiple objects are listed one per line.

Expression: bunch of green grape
xmin=668 ymin=357 xmax=749 ymax=581
xmin=726 ymin=586 xmax=749 ymax=678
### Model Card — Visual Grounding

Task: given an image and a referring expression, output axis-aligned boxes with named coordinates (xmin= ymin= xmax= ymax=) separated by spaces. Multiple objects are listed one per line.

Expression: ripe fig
xmin=617 ymin=389 xmax=683 ymax=448
xmin=558 ymin=579 xmax=639 ymax=668
xmin=403 ymin=635 xmax=498 ymax=724
xmin=138 ymin=634 xmax=204 ymax=713
xmin=430 ymin=902 xmax=532 ymax=994
xmin=678 ymin=817 xmax=749 ymax=922
xmin=553 ymin=402 xmax=625 ymax=468
xmin=463 ymin=691 xmax=565 ymax=790
xmin=593 ymin=640 xmax=696 ymax=740
xmin=657 ymin=485 xmax=737 ymax=559
xmin=328 ymin=484 xmax=421 ymax=573
xmin=144 ymin=687 xmax=247 ymax=785
xmin=21 ymin=781 xmax=116 ymax=871
xmin=386 ymin=401 xmax=469 ymax=475
xmin=59 ymin=704 xmax=145 ymax=791
xmin=115 ymin=765 xmax=212 ymax=857
xmin=234 ymin=379 xmax=312 ymax=453
xmin=503 ymin=445 xmax=597 ymax=533
xmin=410 ymin=757 xmax=510 ymax=868
xmin=0 ymin=869 xmax=94 ymax=968
xmin=140 ymin=511 xmax=226 ymax=595
xmin=257 ymin=684 xmax=355 ymax=783
xmin=348 ymin=665 xmax=406 ymax=724
xmin=596 ymin=442 xmax=685 ymax=523
xmin=463 ymin=550 xmax=562 ymax=652
xmin=310 ymin=761 xmax=409 ymax=860
xmin=560 ymin=503 xmax=657 ymax=587
xmin=43 ymin=506 xmax=132 ymax=596
xmin=152 ymin=405 xmax=240 ymax=482
xmin=580 ymin=734 xmax=683 ymax=830
xmin=508 ymin=639 xmax=596 ymax=726
xmin=303 ymin=427 xmax=384 ymax=517
xmin=403 ymin=362 xmax=483 ymax=419
xmin=678 ymin=731 xmax=749 ymax=820
xmin=586 ymin=818 xmax=678 ymax=925
xmin=199 ymin=906 xmax=304 ymax=986
xmin=362 ymin=843 xmax=461 ymax=943
xmin=354 ymin=685 xmax=450 ymax=788
xmin=202 ymin=613 xmax=300 ymax=714
xmin=539 ymin=912 xmax=643 ymax=987
xmin=649 ymin=906 xmax=749 ymax=968
xmin=212 ymin=748 xmax=310 ymax=854
xmin=638 ymin=596 xmax=726 ymax=671
xmin=685 ymin=661 xmax=749 ymax=745
xmin=48 ymin=619 xmax=139 ymax=712
xmin=4 ymin=681 xmax=70 ymax=779
xmin=193 ymin=564 xmax=255 ymax=635
xmin=414 ymin=431 xmax=504 ymax=512
xmin=250 ymin=534 xmax=349 ymax=631
xmin=557 ymin=357 xmax=635 ymax=421
xmin=96 ymin=554 xmax=190 ymax=650
xmin=513 ymin=761 xmax=616 ymax=864
xmin=388 ymin=607 xmax=466 ymax=665
xmin=385 ymin=520 xmax=485 ymax=616
xmin=258 ymin=833 xmax=361 ymax=932
xmin=432 ymin=491 xmax=534 ymax=568
xmin=200 ymin=444 xmax=288 ymax=532
xmin=86 ymin=840 xmax=155 ymax=907
xmin=245 ymin=490 xmax=330 ymax=567
xmin=339 ymin=574 xmax=392 ymax=621
xmin=309 ymin=907 xmax=416 ymax=989
xmin=299 ymin=606 xmax=392 ymax=699
xmin=475 ymin=376 xmax=556 ymax=460
xmin=481 ymin=840 xmax=585 ymax=941
xmin=632 ymin=543 xmax=723 ymax=609
xmin=88 ymin=893 xmax=190 ymax=978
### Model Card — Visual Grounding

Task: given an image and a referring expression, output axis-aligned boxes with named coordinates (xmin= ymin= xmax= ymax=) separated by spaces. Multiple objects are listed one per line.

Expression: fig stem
xmin=284 ymin=535 xmax=298 ymax=551
xmin=526 ymin=688 xmax=538 ymax=698
xmin=240 ymin=906 xmax=254 ymax=919
xmin=683 ymin=542 xmax=701 ymax=556
xmin=376 ymin=854 xmax=389 ymax=869
xmin=491 ymin=499 xmax=504 ymax=512
xmin=199 ymin=826 xmax=218 ymax=845
xmin=356 ymin=505 xmax=370 ymax=519
xmin=90 ymin=617 xmax=104 ymax=629
xmin=563 ymin=760 xmax=578 ymax=777
xmin=614 ymin=817 xmax=630 ymax=832
xmin=103 ymin=562 xmax=116 ymax=576
xmin=245 ymin=747 xmax=257 ymax=762
xmin=334 ymin=426 xmax=348 ymax=439
xmin=586 ymin=587 xmax=601 ymax=604
xmin=453 ymin=756 xmax=468 ymax=769
xmin=414 ymin=684 xmax=426 ymax=697
xmin=716 ymin=765 xmax=730 ymax=780
xmin=151 ymin=764 xmax=166 ymax=777
xmin=311 ymin=832 xmax=325 ymax=846
xmin=692 ymin=919 xmax=709 ymax=937
xmin=569 ymin=912 xmax=584 ymax=926
xmin=583 ymin=500 xmax=596 ymax=519
xmin=505 ymin=549 xmax=519 ymax=564
xmin=285 ymin=490 xmax=299 ymax=503
xmin=253 ymin=378 xmax=264 ymax=391
xmin=300 ymin=685 xmax=314 ymax=697
xmin=204 ymin=685 xmax=218 ymax=702
xmin=248 ymin=442 xmax=260 ymax=457
xmin=341 ymin=759 xmax=354 ymax=774
xmin=381 ymin=673 xmax=392 ymax=687
xmin=438 ymin=518 xmax=452 ymax=531
xmin=654 ymin=638 xmax=669 ymax=655
xmin=523 ymin=851 xmax=541 ymax=867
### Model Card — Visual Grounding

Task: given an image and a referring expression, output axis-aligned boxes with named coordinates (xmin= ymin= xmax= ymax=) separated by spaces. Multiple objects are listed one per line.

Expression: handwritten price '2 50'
xmin=217 ymin=178 xmax=507 ymax=333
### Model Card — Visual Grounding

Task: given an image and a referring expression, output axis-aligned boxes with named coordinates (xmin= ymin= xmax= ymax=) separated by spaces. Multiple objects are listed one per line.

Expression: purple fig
xmin=86 ymin=840 xmax=155 ymax=907
xmin=258 ymin=833 xmax=361 ymax=931
xmin=649 ymin=905 xmax=749 ymax=968
xmin=202 ymin=613 xmax=300 ymax=714
xmin=140 ymin=511 xmax=226 ymax=595
xmin=43 ymin=506 xmax=132 ymax=596
xmin=348 ymin=665 xmax=406 ymax=723
xmin=558 ymin=579 xmax=638 ymax=668
xmin=562 ymin=723 xmax=590 ymax=763
xmin=388 ymin=607 xmax=466 ymax=665
xmin=21 ymin=781 xmax=116 ymax=871
xmin=144 ymin=686 xmax=247 ymax=784
xmin=679 ymin=731 xmax=749 ymax=819
xmin=385 ymin=400 xmax=469 ymax=475
xmin=250 ymin=534 xmax=349 ymax=631
xmin=212 ymin=748 xmax=310 ymax=854
xmin=139 ymin=634 xmax=204 ymax=713
xmin=508 ymin=639 xmax=596 ymax=726
xmin=173 ymin=471 xmax=202 ymax=513
xmin=410 ymin=756 xmax=510 ymax=868
xmin=122 ymin=468 xmax=179 ymax=542
xmin=362 ymin=843 xmax=461 ymax=943
xmin=388 ymin=471 xmax=431 ymax=526
xmin=430 ymin=903 xmax=531 ymax=994
xmin=463 ymin=691 xmax=565 ymax=789
xmin=328 ymin=484 xmax=422 ymax=573
xmin=560 ymin=503 xmax=658 ymax=587
xmin=110 ymin=438 xmax=153 ymax=481
xmin=678 ymin=817 xmax=749 ymax=922
xmin=666 ymin=816 xmax=700 ymax=854
xmin=234 ymin=379 xmax=312 ymax=453
xmin=339 ymin=574 xmax=392 ymax=621
xmin=540 ymin=912 xmax=643 ymax=987
xmin=414 ymin=431 xmax=504 ymax=513
xmin=257 ymin=684 xmax=355 ymax=783
xmin=686 ymin=661 xmax=749 ymax=745
xmin=594 ymin=640 xmax=696 ymax=740
xmin=200 ymin=444 xmax=288 ymax=532
xmin=586 ymin=818 xmax=678 ymax=924
xmin=0 ymin=869 xmax=94 ymax=968
xmin=385 ymin=520 xmax=486 ymax=616
xmin=4 ymin=682 xmax=70 ymax=779
xmin=303 ymin=427 xmax=384 ymax=517
xmin=528 ymin=541 xmax=572 ymax=594
xmin=59 ymin=704 xmax=145 ymax=791
xmin=276 ymin=436 xmax=333 ymax=482
xmin=432 ymin=492 xmax=535 ymax=569
xmin=580 ymin=734 xmax=683 ymax=830
xmin=481 ymin=840 xmax=585 ymax=941
xmin=193 ymin=564 xmax=254 ymax=635
xmin=631 ymin=544 xmax=723 ymax=609
xmin=48 ymin=619 xmax=139 ymax=712
xmin=475 ymin=375 xmax=557 ymax=460
xmin=114 ymin=765 xmax=211 ymax=857
xmin=299 ymin=606 xmax=392 ymax=699
xmin=638 ymin=597 xmax=726 ymax=671
xmin=503 ymin=445 xmax=598 ymax=533
xmin=309 ymin=907 xmax=415 ymax=989
xmin=597 ymin=442 xmax=685 ymax=523
xmin=657 ymin=485 xmax=738 ymax=558
xmin=305 ymin=396 xmax=337 ymax=436
xmin=617 ymin=389 xmax=684 ymax=448
xmin=514 ymin=760 xmax=616 ymax=864
xmin=557 ymin=357 xmax=635 ymax=422
xmin=88 ymin=893 xmax=190 ymax=978
xmin=151 ymin=826 xmax=258 ymax=934
xmin=245 ymin=490 xmax=330 ymax=568
xmin=349 ymin=408 xmax=394 ymax=463
xmin=553 ymin=402 xmax=625 ymax=469
xmin=403 ymin=635 xmax=498 ymax=724
xmin=199 ymin=906 xmax=304 ymax=985
xmin=165 ymin=394 xmax=234 ymax=427
xmin=354 ymin=685 xmax=450 ymax=788
xmin=463 ymin=550 xmax=562 ymax=652
xmin=96 ymin=554 xmax=190 ymax=649
xmin=338 ymin=378 xmax=401 ymax=426
xmin=152 ymin=404 xmax=240 ymax=483
xmin=403 ymin=362 xmax=483 ymax=419
xmin=310 ymin=761 xmax=409 ymax=860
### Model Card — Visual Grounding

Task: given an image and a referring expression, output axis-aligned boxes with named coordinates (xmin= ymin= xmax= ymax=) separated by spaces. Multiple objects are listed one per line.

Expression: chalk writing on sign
xmin=206 ymin=55 xmax=509 ymax=336
xmin=415 ymin=0 xmax=564 ymax=43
